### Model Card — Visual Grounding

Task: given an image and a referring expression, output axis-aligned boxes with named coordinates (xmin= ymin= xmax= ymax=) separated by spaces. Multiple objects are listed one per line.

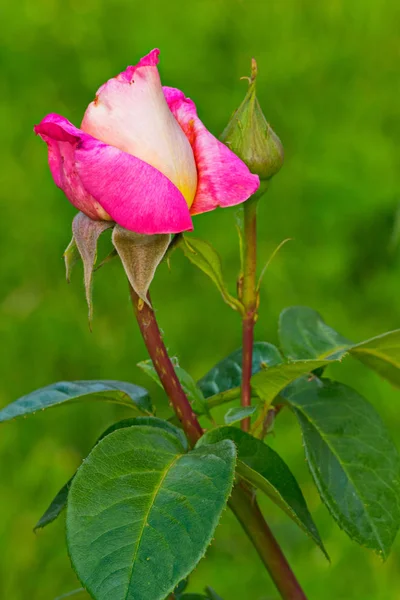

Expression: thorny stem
xmin=129 ymin=284 xmax=307 ymax=600
xmin=240 ymin=196 xmax=259 ymax=431
xmin=130 ymin=286 xmax=203 ymax=447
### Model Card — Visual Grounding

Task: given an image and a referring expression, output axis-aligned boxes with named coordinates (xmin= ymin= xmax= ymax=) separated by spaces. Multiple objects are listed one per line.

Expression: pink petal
xmin=34 ymin=113 xmax=111 ymax=221
xmin=163 ymin=87 xmax=260 ymax=215
xmin=34 ymin=114 xmax=193 ymax=235
xmin=81 ymin=50 xmax=198 ymax=208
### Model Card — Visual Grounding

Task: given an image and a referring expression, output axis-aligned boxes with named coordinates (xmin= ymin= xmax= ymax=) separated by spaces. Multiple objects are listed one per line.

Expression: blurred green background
xmin=1 ymin=0 xmax=400 ymax=598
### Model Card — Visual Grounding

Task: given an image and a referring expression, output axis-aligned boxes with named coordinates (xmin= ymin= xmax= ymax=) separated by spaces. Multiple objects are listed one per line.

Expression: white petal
xmin=81 ymin=50 xmax=198 ymax=208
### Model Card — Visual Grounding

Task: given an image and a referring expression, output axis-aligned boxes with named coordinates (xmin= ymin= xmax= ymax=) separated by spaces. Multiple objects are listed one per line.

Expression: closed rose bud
xmin=220 ymin=59 xmax=284 ymax=182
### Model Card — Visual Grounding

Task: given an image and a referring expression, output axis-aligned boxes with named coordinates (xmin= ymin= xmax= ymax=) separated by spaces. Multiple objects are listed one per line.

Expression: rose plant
xmin=2 ymin=49 xmax=399 ymax=600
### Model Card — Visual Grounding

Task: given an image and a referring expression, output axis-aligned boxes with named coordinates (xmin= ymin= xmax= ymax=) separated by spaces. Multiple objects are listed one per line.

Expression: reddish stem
xmin=241 ymin=315 xmax=255 ymax=431
xmin=230 ymin=485 xmax=307 ymax=600
xmin=240 ymin=197 xmax=258 ymax=431
xmin=130 ymin=286 xmax=202 ymax=446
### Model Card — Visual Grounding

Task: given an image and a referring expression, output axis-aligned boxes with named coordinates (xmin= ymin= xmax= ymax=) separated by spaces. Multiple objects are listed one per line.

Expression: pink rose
xmin=34 ymin=49 xmax=259 ymax=235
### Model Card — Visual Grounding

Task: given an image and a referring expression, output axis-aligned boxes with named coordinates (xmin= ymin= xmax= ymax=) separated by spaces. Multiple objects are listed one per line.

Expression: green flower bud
xmin=221 ymin=59 xmax=284 ymax=181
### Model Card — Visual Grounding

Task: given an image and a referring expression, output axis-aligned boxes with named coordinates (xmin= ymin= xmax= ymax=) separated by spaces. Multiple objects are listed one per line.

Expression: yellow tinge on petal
xmin=81 ymin=63 xmax=198 ymax=208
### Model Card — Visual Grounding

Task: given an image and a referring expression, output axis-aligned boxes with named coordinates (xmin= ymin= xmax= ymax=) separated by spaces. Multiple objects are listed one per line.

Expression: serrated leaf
xmin=285 ymin=378 xmax=400 ymax=558
xmin=351 ymin=330 xmax=400 ymax=387
xmin=198 ymin=427 xmax=326 ymax=557
xmin=251 ymin=359 xmax=334 ymax=407
xmin=279 ymin=306 xmax=400 ymax=387
xmin=198 ymin=342 xmax=283 ymax=398
xmin=35 ymin=417 xmax=185 ymax=530
xmin=67 ymin=427 xmax=236 ymax=600
xmin=279 ymin=306 xmax=351 ymax=360
xmin=99 ymin=416 xmax=188 ymax=450
xmin=138 ymin=359 xmax=210 ymax=417
xmin=0 ymin=380 xmax=152 ymax=423
xmin=224 ymin=406 xmax=258 ymax=425
xmin=179 ymin=236 xmax=243 ymax=313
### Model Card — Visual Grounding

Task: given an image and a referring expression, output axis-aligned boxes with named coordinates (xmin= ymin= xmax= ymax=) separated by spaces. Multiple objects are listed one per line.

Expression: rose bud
xmin=34 ymin=48 xmax=259 ymax=235
xmin=34 ymin=49 xmax=260 ymax=316
xmin=220 ymin=58 xmax=284 ymax=183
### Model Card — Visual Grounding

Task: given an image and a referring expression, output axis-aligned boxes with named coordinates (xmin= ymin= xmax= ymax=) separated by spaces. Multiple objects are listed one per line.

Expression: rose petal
xmin=81 ymin=49 xmax=198 ymax=208
xmin=163 ymin=87 xmax=260 ymax=215
xmin=34 ymin=114 xmax=193 ymax=235
xmin=34 ymin=113 xmax=111 ymax=221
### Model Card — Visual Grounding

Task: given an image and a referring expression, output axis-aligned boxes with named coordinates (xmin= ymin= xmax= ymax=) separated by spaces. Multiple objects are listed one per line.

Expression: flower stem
xmin=129 ymin=286 xmax=203 ymax=446
xmin=229 ymin=485 xmax=307 ymax=600
xmin=240 ymin=196 xmax=259 ymax=431
xmin=129 ymin=284 xmax=307 ymax=600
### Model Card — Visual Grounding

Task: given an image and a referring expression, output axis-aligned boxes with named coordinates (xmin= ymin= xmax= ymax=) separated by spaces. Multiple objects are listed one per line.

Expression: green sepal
xmin=72 ymin=212 xmax=114 ymax=326
xmin=63 ymin=237 xmax=81 ymax=283
xmin=112 ymin=225 xmax=170 ymax=305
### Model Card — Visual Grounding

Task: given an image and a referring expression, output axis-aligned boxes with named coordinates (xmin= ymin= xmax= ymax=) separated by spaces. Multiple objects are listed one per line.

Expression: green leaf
xmin=285 ymin=378 xmax=400 ymax=558
xmin=198 ymin=427 xmax=326 ymax=557
xmin=35 ymin=417 xmax=186 ymax=531
xmin=198 ymin=342 xmax=283 ymax=398
xmin=0 ymin=380 xmax=152 ymax=423
xmin=34 ymin=478 xmax=72 ymax=531
xmin=138 ymin=359 xmax=210 ymax=416
xmin=351 ymin=330 xmax=400 ymax=387
xmin=178 ymin=236 xmax=244 ymax=313
xmin=279 ymin=306 xmax=351 ymax=360
xmin=279 ymin=306 xmax=400 ymax=387
xmin=224 ymin=406 xmax=258 ymax=425
xmin=99 ymin=416 xmax=188 ymax=450
xmin=67 ymin=426 xmax=236 ymax=600
xmin=251 ymin=359 xmax=334 ymax=407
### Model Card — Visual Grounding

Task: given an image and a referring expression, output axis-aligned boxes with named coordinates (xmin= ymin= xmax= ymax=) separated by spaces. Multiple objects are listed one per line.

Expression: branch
xmin=130 ymin=286 xmax=202 ymax=446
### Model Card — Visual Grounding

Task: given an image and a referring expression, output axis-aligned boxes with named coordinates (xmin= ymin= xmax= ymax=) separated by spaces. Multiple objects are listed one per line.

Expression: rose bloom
xmin=34 ymin=49 xmax=259 ymax=235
